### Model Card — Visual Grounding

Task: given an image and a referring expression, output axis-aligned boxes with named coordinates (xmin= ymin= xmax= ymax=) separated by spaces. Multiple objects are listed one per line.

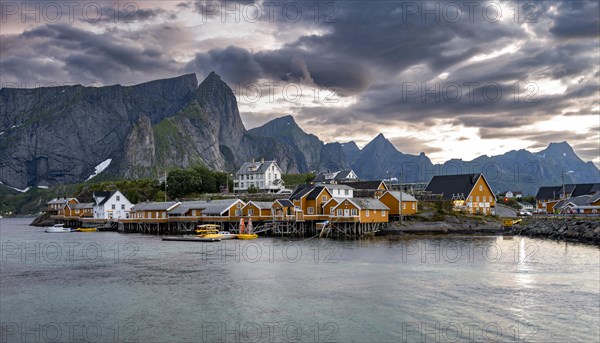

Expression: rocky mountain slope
xmin=1 ymin=72 xmax=597 ymax=195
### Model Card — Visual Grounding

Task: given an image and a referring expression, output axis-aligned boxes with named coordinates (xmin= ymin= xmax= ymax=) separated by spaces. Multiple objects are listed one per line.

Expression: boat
xmin=45 ymin=224 xmax=73 ymax=233
xmin=75 ymin=228 xmax=98 ymax=232
xmin=162 ymin=236 xmax=221 ymax=242
xmin=203 ymin=231 xmax=238 ymax=240
xmin=237 ymin=233 xmax=258 ymax=240
xmin=237 ymin=218 xmax=258 ymax=240
xmin=195 ymin=224 xmax=221 ymax=235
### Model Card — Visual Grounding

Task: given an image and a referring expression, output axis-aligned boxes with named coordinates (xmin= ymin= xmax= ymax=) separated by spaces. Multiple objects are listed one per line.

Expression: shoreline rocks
xmin=380 ymin=217 xmax=600 ymax=245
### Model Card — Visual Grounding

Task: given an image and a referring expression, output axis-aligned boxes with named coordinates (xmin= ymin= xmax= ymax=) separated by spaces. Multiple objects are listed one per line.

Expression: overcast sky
xmin=1 ymin=0 xmax=598 ymax=165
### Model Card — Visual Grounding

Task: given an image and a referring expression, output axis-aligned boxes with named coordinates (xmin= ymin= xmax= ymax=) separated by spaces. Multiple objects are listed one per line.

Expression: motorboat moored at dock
xmin=45 ymin=224 xmax=73 ymax=233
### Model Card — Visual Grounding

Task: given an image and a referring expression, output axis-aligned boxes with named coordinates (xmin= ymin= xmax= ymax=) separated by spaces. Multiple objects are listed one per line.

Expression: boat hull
xmin=237 ymin=234 xmax=258 ymax=240
xmin=162 ymin=236 xmax=221 ymax=242
xmin=45 ymin=228 xmax=73 ymax=233
xmin=76 ymin=228 xmax=98 ymax=232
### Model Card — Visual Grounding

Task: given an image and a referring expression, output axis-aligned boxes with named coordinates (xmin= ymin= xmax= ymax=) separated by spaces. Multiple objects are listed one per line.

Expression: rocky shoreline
xmin=381 ymin=216 xmax=600 ymax=245
xmin=513 ymin=217 xmax=600 ymax=245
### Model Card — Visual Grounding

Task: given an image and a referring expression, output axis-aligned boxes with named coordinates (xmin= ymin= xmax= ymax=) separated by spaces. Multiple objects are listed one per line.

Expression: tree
xmin=247 ymin=184 xmax=258 ymax=194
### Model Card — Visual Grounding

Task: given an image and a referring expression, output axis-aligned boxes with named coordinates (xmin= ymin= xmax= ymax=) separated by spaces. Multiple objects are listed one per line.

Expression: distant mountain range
xmin=1 ymin=73 xmax=598 ymax=195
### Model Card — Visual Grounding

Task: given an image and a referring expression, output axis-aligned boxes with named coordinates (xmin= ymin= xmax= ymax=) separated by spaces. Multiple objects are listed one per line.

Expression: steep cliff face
xmin=247 ymin=115 xmax=350 ymax=173
xmin=0 ymin=74 xmax=198 ymax=189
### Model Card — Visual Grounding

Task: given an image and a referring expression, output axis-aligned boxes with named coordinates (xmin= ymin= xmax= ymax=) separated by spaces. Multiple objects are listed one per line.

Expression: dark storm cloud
xmin=549 ymin=1 xmax=600 ymax=38
xmin=2 ymin=23 xmax=179 ymax=85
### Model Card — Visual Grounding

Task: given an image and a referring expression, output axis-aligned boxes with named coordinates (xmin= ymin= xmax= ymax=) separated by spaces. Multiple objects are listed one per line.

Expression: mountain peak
xmin=273 ymin=115 xmax=298 ymax=126
xmin=540 ymin=141 xmax=576 ymax=157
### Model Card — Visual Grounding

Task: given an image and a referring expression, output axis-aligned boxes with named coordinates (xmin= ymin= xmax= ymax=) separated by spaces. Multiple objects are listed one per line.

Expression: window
xmin=366 ymin=210 xmax=369 ymax=217
xmin=403 ymin=203 xmax=406 ymax=209
xmin=476 ymin=196 xmax=479 ymax=202
xmin=121 ymin=204 xmax=125 ymax=210
xmin=330 ymin=208 xmax=335 ymax=214
xmin=237 ymin=203 xmax=242 ymax=208
xmin=322 ymin=195 xmax=327 ymax=202
xmin=382 ymin=210 xmax=385 ymax=217
xmin=308 ymin=207 xmax=314 ymax=214
xmin=351 ymin=209 xmax=357 ymax=216
xmin=345 ymin=189 xmax=349 ymax=195
xmin=248 ymin=209 xmax=254 ymax=216
xmin=337 ymin=209 xmax=342 ymax=216
xmin=412 ymin=203 xmax=415 ymax=209
xmin=116 ymin=195 xmax=120 ymax=201
xmin=469 ymin=196 xmax=473 ymax=201
xmin=479 ymin=185 xmax=483 ymax=191
xmin=112 ymin=204 xmax=116 ymax=210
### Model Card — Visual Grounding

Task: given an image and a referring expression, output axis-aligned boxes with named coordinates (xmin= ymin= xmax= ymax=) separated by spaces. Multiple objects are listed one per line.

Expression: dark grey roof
xmin=290 ymin=184 xmax=313 ymax=200
xmin=339 ymin=180 xmax=386 ymax=190
xmin=275 ymin=199 xmax=294 ymax=207
xmin=340 ymin=198 xmax=389 ymax=210
xmin=589 ymin=191 xmax=600 ymax=204
xmin=131 ymin=201 xmax=179 ymax=211
xmin=202 ymin=199 xmax=243 ymax=215
xmin=571 ymin=183 xmax=600 ymax=197
xmin=425 ymin=174 xmax=483 ymax=200
xmin=536 ymin=186 xmax=562 ymax=200
xmin=248 ymin=201 xmax=273 ymax=209
xmin=307 ymin=186 xmax=327 ymax=200
xmin=96 ymin=191 xmax=117 ymax=206
xmin=236 ymin=160 xmax=279 ymax=175
xmin=47 ymin=198 xmax=77 ymax=205
xmin=335 ymin=170 xmax=356 ymax=180
xmin=383 ymin=191 xmax=417 ymax=202
xmin=73 ymin=202 xmax=94 ymax=209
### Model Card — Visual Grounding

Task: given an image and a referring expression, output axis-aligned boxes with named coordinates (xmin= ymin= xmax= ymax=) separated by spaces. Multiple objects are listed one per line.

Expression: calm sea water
xmin=1 ymin=217 xmax=599 ymax=343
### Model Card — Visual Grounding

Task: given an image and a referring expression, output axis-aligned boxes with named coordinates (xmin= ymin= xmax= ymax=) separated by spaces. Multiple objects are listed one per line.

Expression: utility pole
xmin=399 ymin=171 xmax=403 ymax=224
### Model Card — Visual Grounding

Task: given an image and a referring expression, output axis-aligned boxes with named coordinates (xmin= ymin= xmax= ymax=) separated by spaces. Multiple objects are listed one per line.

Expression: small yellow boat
xmin=195 ymin=224 xmax=220 ymax=235
xmin=237 ymin=218 xmax=258 ymax=240
xmin=76 ymin=228 xmax=98 ymax=232
xmin=237 ymin=233 xmax=258 ymax=240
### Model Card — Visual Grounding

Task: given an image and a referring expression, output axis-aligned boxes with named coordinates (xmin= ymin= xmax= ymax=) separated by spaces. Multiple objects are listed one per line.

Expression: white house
xmin=234 ymin=159 xmax=284 ymax=193
xmin=313 ymin=169 xmax=359 ymax=184
xmin=505 ymin=191 xmax=523 ymax=199
xmin=93 ymin=190 xmax=133 ymax=220
xmin=319 ymin=184 xmax=354 ymax=198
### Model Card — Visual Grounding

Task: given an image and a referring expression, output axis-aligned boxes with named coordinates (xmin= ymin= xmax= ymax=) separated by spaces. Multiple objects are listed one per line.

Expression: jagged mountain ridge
xmin=1 ymin=72 xmax=597 ymax=194
xmin=247 ymin=115 xmax=350 ymax=173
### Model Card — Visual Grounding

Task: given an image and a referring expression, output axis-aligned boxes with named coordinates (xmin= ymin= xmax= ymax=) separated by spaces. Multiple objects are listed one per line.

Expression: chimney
xmin=261 ymin=158 xmax=264 ymax=163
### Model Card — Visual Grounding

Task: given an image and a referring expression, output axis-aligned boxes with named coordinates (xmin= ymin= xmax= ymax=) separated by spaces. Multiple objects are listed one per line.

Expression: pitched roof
xmin=131 ymin=201 xmax=179 ymax=211
xmin=306 ymin=186 xmax=328 ymax=200
xmin=589 ymin=191 xmax=600 ymax=203
xmin=247 ymin=201 xmax=273 ymax=209
xmin=72 ymin=202 xmax=94 ymax=209
xmin=571 ymin=183 xmax=600 ymax=197
xmin=383 ymin=191 xmax=417 ymax=202
xmin=236 ymin=160 xmax=279 ymax=175
xmin=202 ymin=199 xmax=243 ymax=215
xmin=167 ymin=201 xmax=208 ymax=215
xmin=425 ymin=174 xmax=483 ymax=200
xmin=339 ymin=180 xmax=386 ymax=190
xmin=290 ymin=184 xmax=313 ymax=200
xmin=96 ymin=191 xmax=117 ymax=206
xmin=274 ymin=199 xmax=294 ymax=207
xmin=46 ymin=197 xmax=78 ymax=205
xmin=317 ymin=183 xmax=354 ymax=190
xmin=339 ymin=198 xmax=389 ymax=211
xmin=536 ymin=186 xmax=562 ymax=200
xmin=335 ymin=170 xmax=356 ymax=180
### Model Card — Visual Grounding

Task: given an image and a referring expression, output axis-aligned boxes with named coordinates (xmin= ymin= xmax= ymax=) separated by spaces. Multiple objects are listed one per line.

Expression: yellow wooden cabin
xmin=378 ymin=191 xmax=418 ymax=216
xmin=322 ymin=198 xmax=343 ymax=216
xmin=425 ymin=173 xmax=496 ymax=215
xmin=290 ymin=185 xmax=333 ymax=219
xmin=331 ymin=198 xmax=389 ymax=223
xmin=242 ymin=201 xmax=273 ymax=220
xmin=271 ymin=199 xmax=295 ymax=220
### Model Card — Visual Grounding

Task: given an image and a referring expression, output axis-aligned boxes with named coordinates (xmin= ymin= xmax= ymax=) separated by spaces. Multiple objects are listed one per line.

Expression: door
xmin=344 ymin=209 xmax=350 ymax=217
